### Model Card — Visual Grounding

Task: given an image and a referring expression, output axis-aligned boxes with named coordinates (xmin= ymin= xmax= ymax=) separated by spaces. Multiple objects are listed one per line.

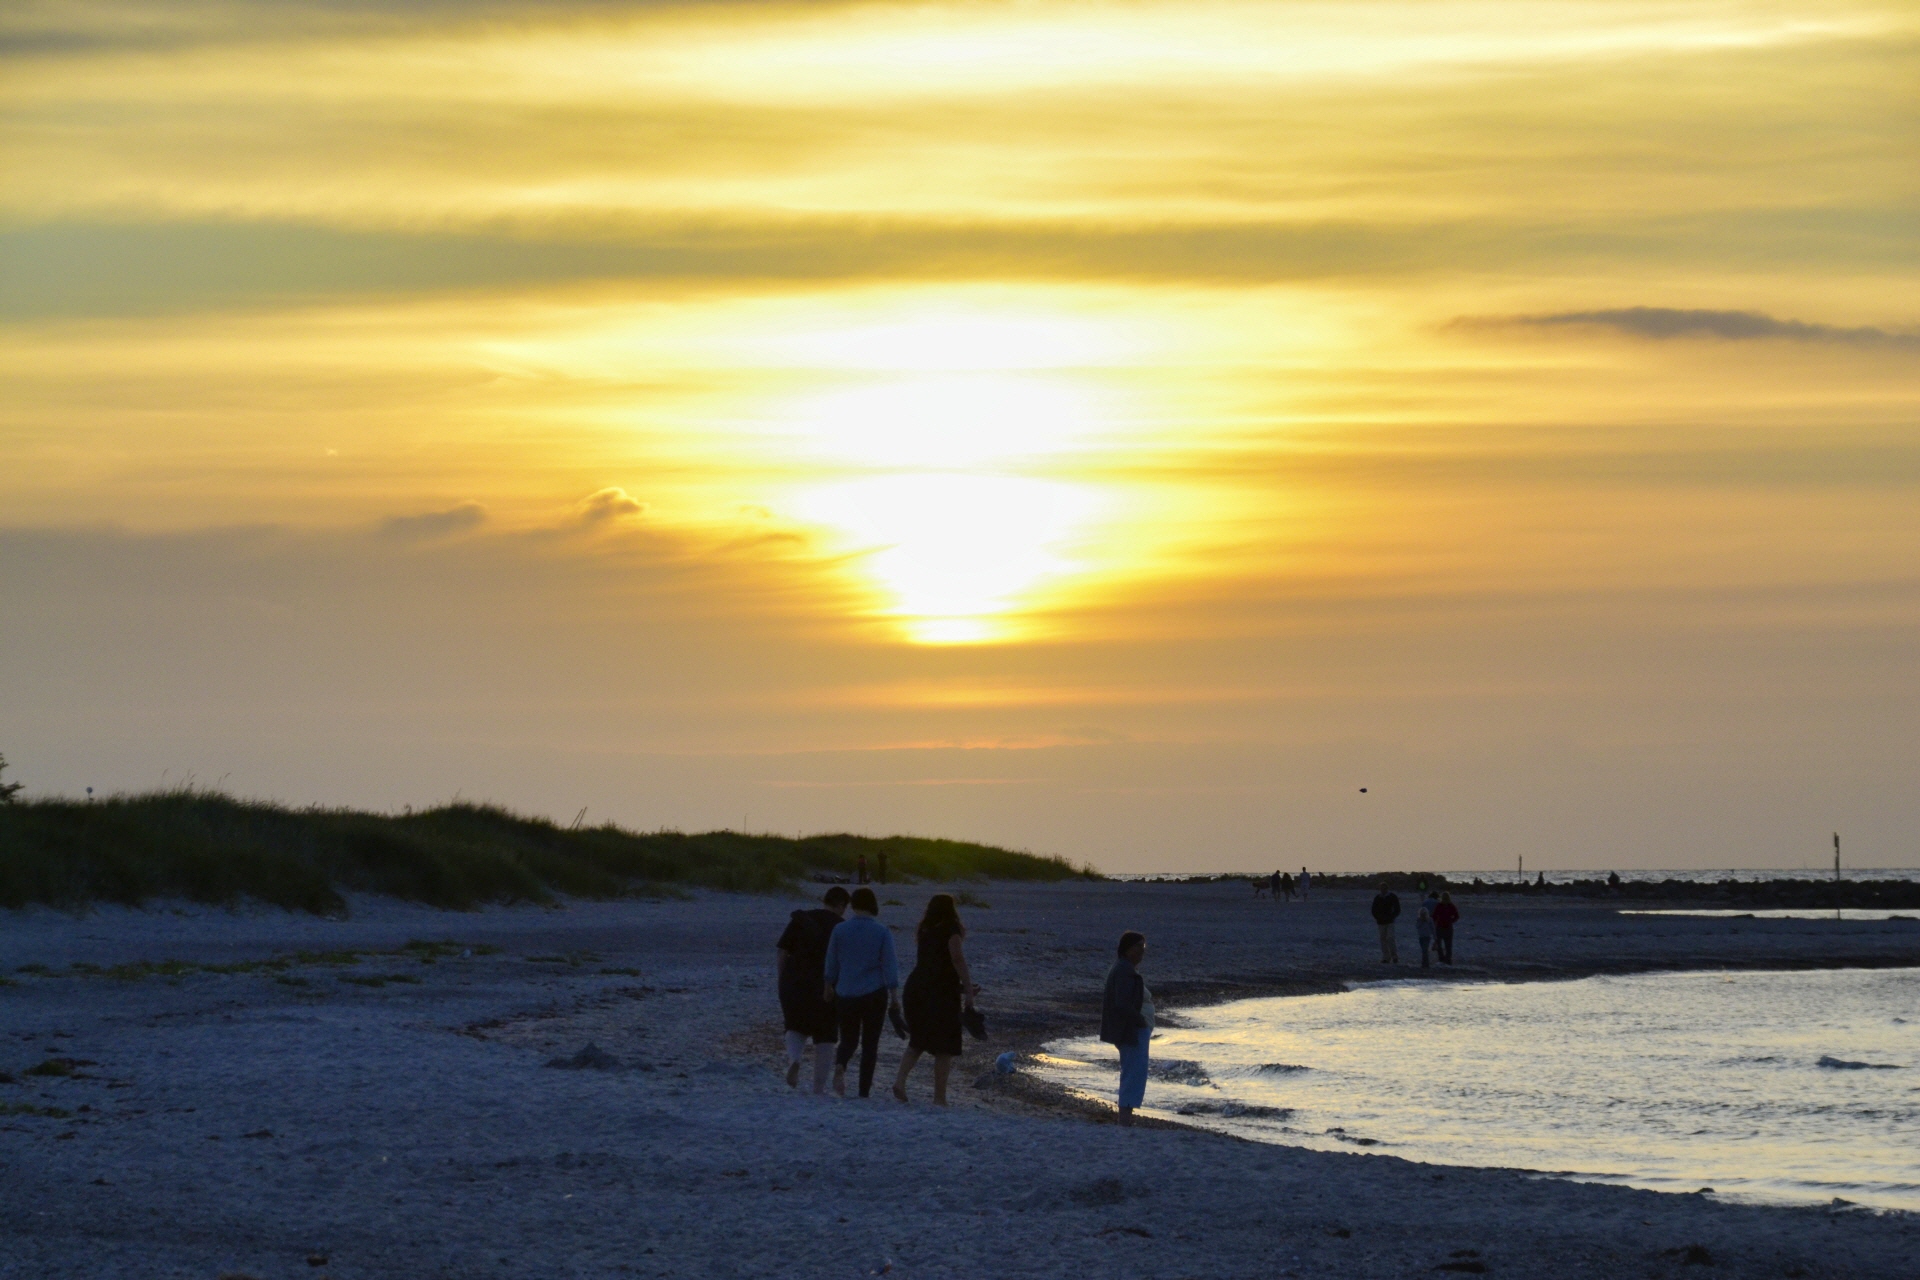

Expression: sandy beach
xmin=4 ymin=880 xmax=1917 ymax=1279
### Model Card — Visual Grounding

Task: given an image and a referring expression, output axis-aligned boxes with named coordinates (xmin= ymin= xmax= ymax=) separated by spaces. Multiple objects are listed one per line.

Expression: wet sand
xmin=4 ymin=880 xmax=1917 ymax=1279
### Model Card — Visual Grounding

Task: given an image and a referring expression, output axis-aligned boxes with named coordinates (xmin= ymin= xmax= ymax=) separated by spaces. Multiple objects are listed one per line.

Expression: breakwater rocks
xmin=1303 ymin=873 xmax=1920 ymax=909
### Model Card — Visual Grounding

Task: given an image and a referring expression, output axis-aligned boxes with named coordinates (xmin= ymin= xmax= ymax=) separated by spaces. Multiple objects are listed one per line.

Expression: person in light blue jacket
xmin=823 ymin=887 xmax=901 ymax=1098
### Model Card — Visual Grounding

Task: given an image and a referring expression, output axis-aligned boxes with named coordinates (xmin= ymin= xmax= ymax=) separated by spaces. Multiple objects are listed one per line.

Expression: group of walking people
xmin=1257 ymin=867 xmax=1310 ymax=900
xmin=1370 ymin=883 xmax=1460 ymax=966
xmin=775 ymin=886 xmax=977 ymax=1105
xmin=777 ymin=878 xmax=1467 ymax=1127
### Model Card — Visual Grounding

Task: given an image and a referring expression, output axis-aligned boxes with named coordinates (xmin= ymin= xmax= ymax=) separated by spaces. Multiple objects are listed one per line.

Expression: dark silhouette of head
xmin=822 ymin=886 xmax=851 ymax=909
xmin=1117 ymin=930 xmax=1146 ymax=960
xmin=919 ymin=893 xmax=963 ymax=939
xmin=850 ymin=887 xmax=879 ymax=915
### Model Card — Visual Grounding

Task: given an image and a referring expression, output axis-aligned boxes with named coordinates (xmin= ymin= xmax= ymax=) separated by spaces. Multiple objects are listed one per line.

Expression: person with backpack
xmin=1432 ymin=891 xmax=1461 ymax=964
xmin=823 ymin=887 xmax=900 ymax=1098
xmin=776 ymin=886 xmax=850 ymax=1093
xmin=1370 ymin=881 xmax=1401 ymax=963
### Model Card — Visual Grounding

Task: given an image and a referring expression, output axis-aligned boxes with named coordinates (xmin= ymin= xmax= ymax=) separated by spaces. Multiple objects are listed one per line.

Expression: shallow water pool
xmin=1036 ymin=967 xmax=1920 ymax=1210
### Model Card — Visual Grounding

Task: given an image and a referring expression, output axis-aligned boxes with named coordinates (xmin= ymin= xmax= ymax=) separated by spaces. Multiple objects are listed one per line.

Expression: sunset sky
xmin=3 ymin=0 xmax=1916 ymax=872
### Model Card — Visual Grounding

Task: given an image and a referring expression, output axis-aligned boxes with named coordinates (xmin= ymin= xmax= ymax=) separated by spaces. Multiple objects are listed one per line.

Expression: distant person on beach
xmin=1269 ymin=870 xmax=1281 ymax=900
xmin=1415 ymin=904 xmax=1434 ymax=968
xmin=823 ymin=887 xmax=900 ymax=1097
xmin=776 ymin=886 xmax=850 ymax=1092
xmin=1100 ymin=931 xmax=1153 ymax=1126
xmin=856 ymin=854 xmax=869 ymax=885
xmin=1298 ymin=868 xmax=1311 ymax=899
xmin=892 ymin=894 xmax=975 ymax=1106
xmin=1432 ymin=891 xmax=1460 ymax=964
xmin=1371 ymin=882 xmax=1401 ymax=963
xmin=1281 ymin=872 xmax=1295 ymax=901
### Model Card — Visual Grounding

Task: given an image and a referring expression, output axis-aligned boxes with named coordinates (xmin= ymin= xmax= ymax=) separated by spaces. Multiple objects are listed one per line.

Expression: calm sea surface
xmin=1036 ymin=968 xmax=1920 ymax=1210
xmin=1112 ymin=868 xmax=1920 ymax=883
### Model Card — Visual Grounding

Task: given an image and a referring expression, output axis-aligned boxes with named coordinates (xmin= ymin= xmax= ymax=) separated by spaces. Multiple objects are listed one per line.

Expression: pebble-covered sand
xmin=4 ymin=881 xmax=1917 ymax=1279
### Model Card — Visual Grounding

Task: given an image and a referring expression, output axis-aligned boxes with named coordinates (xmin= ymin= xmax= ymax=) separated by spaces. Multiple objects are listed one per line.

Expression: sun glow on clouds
xmin=749 ymin=305 xmax=1135 ymax=643
xmin=465 ymin=289 xmax=1154 ymax=643
xmin=791 ymin=473 xmax=1107 ymax=644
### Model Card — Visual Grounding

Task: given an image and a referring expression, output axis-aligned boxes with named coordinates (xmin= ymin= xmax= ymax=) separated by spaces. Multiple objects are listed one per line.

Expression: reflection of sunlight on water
xmin=1037 ymin=968 xmax=1920 ymax=1210
xmin=790 ymin=472 xmax=1105 ymax=643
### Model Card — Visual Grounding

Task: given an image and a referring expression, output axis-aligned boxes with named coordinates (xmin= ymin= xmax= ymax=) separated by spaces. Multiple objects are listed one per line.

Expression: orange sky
xmin=3 ymin=0 xmax=1917 ymax=870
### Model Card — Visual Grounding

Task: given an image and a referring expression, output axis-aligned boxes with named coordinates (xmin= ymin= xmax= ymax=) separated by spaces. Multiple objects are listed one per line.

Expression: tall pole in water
xmin=1834 ymin=831 xmax=1842 ymax=919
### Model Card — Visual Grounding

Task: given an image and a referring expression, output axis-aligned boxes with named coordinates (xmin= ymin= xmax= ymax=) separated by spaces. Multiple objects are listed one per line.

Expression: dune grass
xmin=0 ymin=791 xmax=1091 ymax=914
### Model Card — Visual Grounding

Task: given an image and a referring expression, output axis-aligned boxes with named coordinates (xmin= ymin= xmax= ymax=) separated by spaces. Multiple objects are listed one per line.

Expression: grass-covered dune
xmin=0 ymin=792 xmax=1092 ymax=915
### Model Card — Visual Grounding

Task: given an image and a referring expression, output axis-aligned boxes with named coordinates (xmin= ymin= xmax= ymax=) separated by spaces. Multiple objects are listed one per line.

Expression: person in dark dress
xmin=891 ymin=894 xmax=974 ymax=1106
xmin=776 ymin=886 xmax=849 ymax=1093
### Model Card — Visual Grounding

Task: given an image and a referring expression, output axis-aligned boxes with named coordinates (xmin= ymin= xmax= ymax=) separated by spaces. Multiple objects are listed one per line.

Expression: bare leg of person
xmin=892 ymin=1048 xmax=922 ymax=1102
xmin=784 ymin=1030 xmax=806 ymax=1087
xmin=811 ymin=1042 xmax=835 ymax=1095
xmin=932 ymin=1053 xmax=953 ymax=1106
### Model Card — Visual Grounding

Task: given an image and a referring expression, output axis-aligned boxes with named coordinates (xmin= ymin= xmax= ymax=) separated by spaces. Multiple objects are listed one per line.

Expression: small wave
xmin=1151 ymin=1059 xmax=1214 ymax=1087
xmin=1817 ymin=1056 xmax=1901 ymax=1071
xmin=1175 ymin=1101 xmax=1293 ymax=1120
xmin=1255 ymin=1062 xmax=1311 ymax=1075
xmin=1323 ymin=1127 xmax=1382 ymax=1146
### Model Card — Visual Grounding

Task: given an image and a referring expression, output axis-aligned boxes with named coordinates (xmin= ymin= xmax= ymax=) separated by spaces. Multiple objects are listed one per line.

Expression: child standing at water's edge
xmin=1100 ymin=931 xmax=1152 ymax=1126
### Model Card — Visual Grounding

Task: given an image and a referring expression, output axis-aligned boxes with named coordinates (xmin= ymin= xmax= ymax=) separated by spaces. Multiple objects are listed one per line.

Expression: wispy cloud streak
xmin=379 ymin=502 xmax=487 ymax=541
xmin=1499 ymin=307 xmax=1919 ymax=349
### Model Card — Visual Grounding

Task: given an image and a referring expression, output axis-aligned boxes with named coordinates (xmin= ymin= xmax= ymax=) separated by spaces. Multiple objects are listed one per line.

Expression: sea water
xmin=1035 ymin=967 xmax=1920 ymax=1210
xmin=1111 ymin=868 xmax=1920 ymax=883
xmin=1622 ymin=909 xmax=1918 ymax=921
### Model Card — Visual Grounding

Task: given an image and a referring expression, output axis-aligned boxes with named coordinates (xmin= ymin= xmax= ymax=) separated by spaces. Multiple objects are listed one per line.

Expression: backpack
xmin=786 ymin=910 xmax=832 ymax=974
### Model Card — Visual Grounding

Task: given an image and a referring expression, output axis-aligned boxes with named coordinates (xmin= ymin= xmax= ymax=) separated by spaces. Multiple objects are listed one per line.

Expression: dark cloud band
xmin=5 ymin=211 xmax=1915 ymax=320
xmin=1499 ymin=307 xmax=1919 ymax=349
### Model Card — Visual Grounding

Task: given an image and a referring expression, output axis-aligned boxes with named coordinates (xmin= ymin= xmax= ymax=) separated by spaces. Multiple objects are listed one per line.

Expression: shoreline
xmin=5 ymin=881 xmax=1918 ymax=1278
xmin=943 ymin=935 xmax=1920 ymax=1159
